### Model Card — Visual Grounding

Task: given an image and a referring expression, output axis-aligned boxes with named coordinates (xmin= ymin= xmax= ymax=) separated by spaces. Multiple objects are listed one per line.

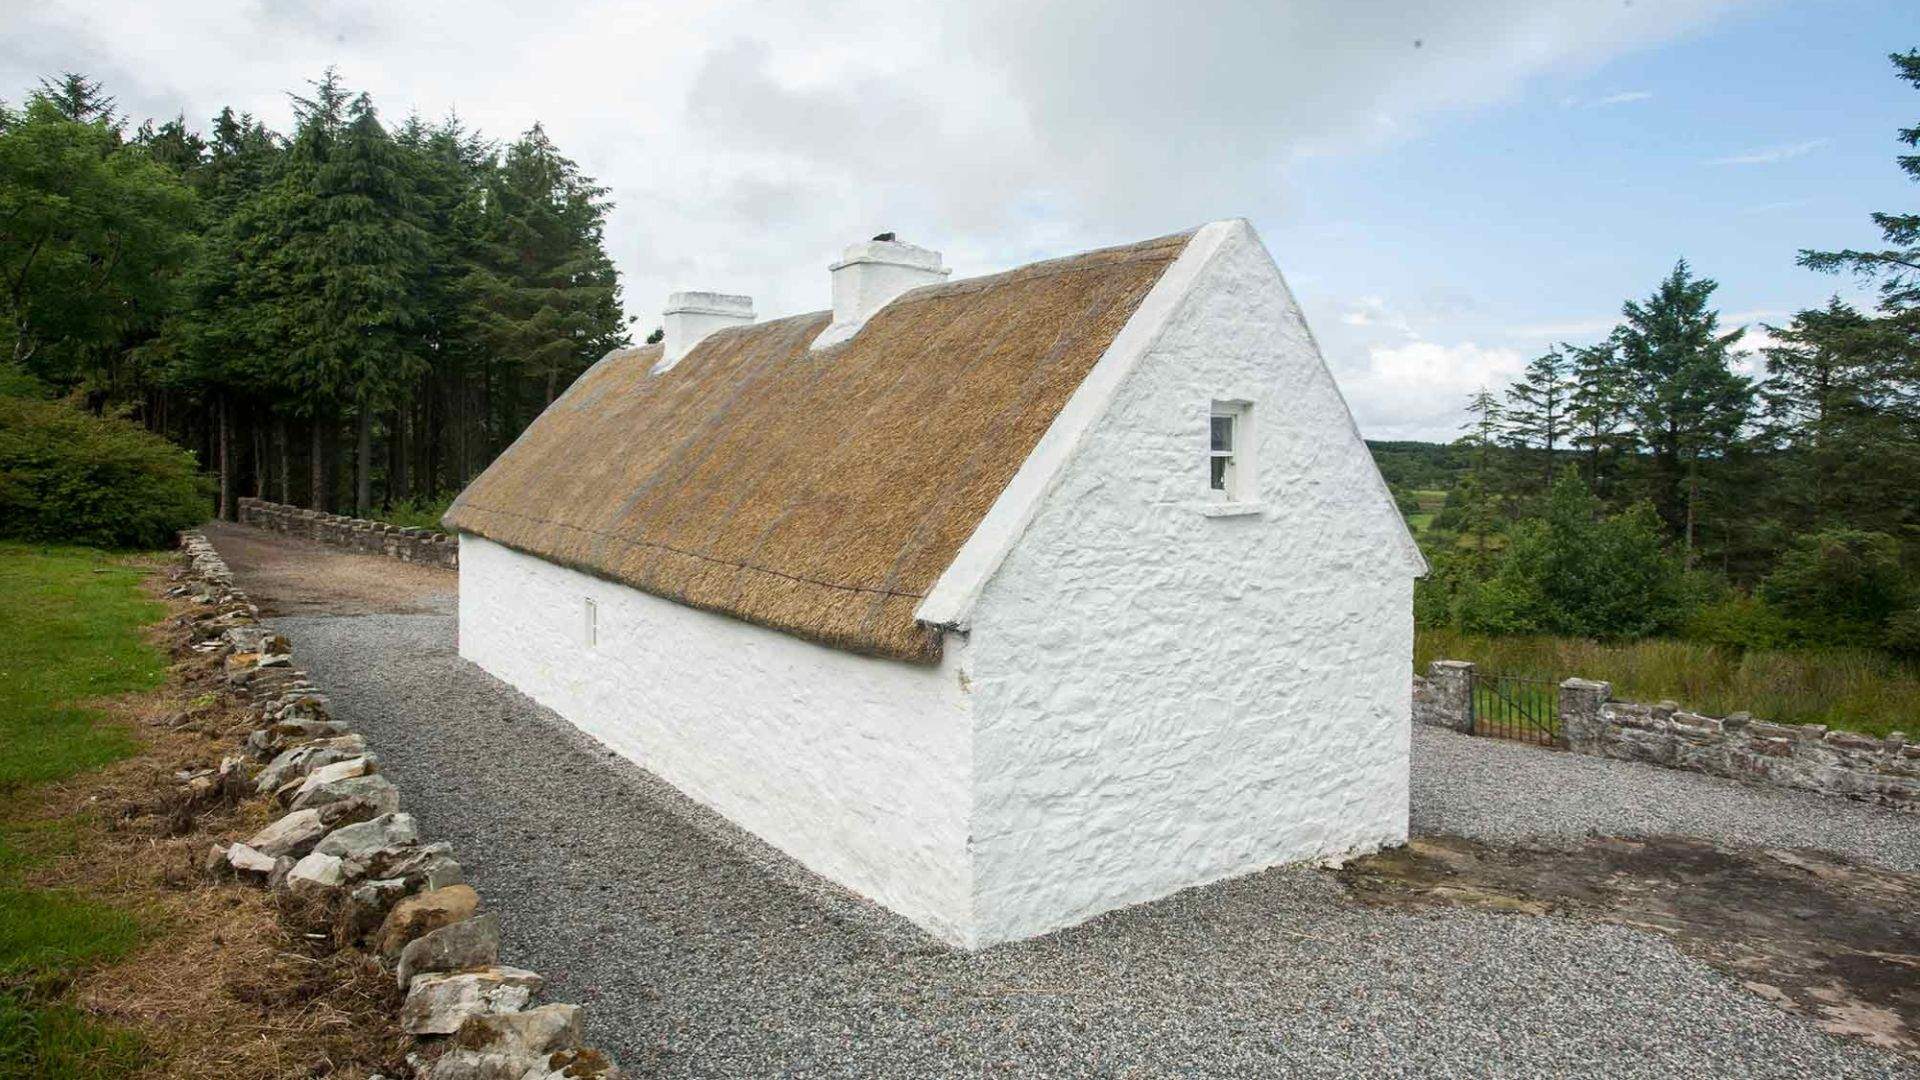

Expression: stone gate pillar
xmin=1426 ymin=660 xmax=1475 ymax=734
xmin=1559 ymin=678 xmax=1612 ymax=754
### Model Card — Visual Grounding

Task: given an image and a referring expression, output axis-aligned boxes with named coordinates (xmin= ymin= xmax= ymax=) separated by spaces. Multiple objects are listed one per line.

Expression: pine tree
xmin=1457 ymin=388 xmax=1506 ymax=557
xmin=1567 ymin=339 xmax=1634 ymax=500
xmin=1614 ymin=261 xmax=1754 ymax=561
xmin=33 ymin=72 xmax=119 ymax=130
xmin=464 ymin=123 xmax=628 ymax=459
xmin=1502 ymin=347 xmax=1574 ymax=493
xmin=1799 ymin=50 xmax=1920 ymax=319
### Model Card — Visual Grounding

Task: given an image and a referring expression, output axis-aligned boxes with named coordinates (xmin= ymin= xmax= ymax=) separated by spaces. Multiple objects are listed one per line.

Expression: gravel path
xmin=1412 ymin=724 xmax=1920 ymax=873
xmin=271 ymin=609 xmax=1919 ymax=1079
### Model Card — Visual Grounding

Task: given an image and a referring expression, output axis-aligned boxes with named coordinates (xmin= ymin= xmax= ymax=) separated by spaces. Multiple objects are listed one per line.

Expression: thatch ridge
xmin=446 ymin=229 xmax=1195 ymax=662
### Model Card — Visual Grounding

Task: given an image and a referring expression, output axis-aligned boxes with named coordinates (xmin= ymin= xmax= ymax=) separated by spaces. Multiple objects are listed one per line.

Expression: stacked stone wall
xmin=174 ymin=532 xmax=615 ymax=1078
xmin=1411 ymin=660 xmax=1917 ymax=812
xmin=237 ymin=497 xmax=457 ymax=570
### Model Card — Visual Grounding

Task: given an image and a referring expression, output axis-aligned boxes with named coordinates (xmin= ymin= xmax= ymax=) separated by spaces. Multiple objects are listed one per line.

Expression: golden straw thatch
xmin=445 ymin=229 xmax=1194 ymax=662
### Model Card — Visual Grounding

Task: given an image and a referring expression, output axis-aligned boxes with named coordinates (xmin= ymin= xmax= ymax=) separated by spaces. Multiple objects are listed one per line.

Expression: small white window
xmin=1209 ymin=411 xmax=1238 ymax=497
xmin=583 ymin=597 xmax=598 ymax=647
xmin=1203 ymin=401 xmax=1261 ymax=515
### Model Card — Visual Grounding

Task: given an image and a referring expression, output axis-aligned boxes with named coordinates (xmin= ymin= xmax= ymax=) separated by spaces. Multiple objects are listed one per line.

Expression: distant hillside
xmin=1365 ymin=440 xmax=1466 ymax=493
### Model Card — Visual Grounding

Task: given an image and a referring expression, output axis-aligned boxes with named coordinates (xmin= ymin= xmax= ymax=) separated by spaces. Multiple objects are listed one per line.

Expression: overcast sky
xmin=6 ymin=0 xmax=1913 ymax=440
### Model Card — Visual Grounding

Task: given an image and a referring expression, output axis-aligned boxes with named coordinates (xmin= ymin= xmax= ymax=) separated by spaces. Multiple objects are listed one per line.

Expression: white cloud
xmin=1563 ymin=89 xmax=1654 ymax=107
xmin=4 ymin=0 xmax=1753 ymax=435
xmin=1331 ymin=340 xmax=1528 ymax=442
xmin=1710 ymin=138 xmax=1830 ymax=165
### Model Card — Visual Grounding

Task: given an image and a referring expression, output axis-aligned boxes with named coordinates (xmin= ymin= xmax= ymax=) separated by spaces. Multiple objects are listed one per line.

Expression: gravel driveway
xmin=267 ymin=608 xmax=1917 ymax=1079
xmin=207 ymin=520 xmax=1920 ymax=1077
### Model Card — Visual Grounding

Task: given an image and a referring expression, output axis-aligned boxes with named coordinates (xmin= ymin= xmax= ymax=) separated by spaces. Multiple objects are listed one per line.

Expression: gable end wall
xmin=965 ymin=223 xmax=1414 ymax=946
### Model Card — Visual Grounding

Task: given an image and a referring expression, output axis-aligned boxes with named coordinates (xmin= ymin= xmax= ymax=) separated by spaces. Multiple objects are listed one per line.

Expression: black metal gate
xmin=1470 ymin=672 xmax=1561 ymax=745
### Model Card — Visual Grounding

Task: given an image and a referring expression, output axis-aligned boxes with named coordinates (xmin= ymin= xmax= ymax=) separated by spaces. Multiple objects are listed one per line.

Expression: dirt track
xmin=198 ymin=520 xmax=454 ymax=617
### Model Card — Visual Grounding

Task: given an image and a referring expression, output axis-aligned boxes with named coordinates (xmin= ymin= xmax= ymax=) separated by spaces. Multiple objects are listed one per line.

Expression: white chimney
xmin=811 ymin=235 xmax=950 ymax=350
xmin=658 ymin=291 xmax=754 ymax=372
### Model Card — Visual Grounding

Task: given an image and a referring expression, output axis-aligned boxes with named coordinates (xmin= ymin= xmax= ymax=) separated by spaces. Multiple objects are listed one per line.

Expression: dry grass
xmin=1416 ymin=628 xmax=1920 ymax=738
xmin=4 ymin=571 xmax=411 ymax=1078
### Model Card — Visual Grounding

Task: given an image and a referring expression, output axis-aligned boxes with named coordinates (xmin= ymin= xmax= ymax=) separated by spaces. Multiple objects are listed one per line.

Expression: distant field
xmin=1406 ymin=489 xmax=1445 ymax=534
xmin=1416 ymin=627 xmax=1920 ymax=739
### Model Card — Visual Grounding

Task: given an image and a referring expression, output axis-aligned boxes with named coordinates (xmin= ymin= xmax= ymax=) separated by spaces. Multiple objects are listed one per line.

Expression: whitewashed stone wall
xmin=456 ymin=221 xmax=1420 ymax=948
xmin=966 ymin=222 xmax=1417 ymax=946
xmin=456 ymin=536 xmax=977 ymax=942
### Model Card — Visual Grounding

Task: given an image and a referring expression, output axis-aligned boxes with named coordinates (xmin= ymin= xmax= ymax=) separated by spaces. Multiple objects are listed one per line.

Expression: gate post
xmin=1560 ymin=678 xmax=1611 ymax=754
xmin=1427 ymin=660 xmax=1475 ymax=734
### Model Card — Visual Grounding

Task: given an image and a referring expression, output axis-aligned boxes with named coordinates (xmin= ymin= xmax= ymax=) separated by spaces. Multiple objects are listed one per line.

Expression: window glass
xmin=1211 ymin=414 xmax=1234 ymax=452
xmin=1210 ymin=456 xmax=1229 ymax=491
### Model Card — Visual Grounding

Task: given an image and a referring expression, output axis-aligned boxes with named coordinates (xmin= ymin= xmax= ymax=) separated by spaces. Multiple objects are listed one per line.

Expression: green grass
xmin=368 ymin=494 xmax=455 ymax=534
xmin=0 ymin=545 xmax=165 ymax=790
xmin=0 ymin=543 xmax=163 ymax=1077
xmin=1418 ymin=627 xmax=1920 ymax=738
xmin=1406 ymin=489 xmax=1445 ymax=535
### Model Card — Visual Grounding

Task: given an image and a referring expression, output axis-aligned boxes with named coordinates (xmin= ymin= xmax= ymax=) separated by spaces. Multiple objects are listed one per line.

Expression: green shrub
xmin=0 ymin=397 xmax=209 ymax=549
xmin=1684 ymin=593 xmax=1794 ymax=650
xmin=1760 ymin=529 xmax=1910 ymax=646
xmin=1885 ymin=609 xmax=1920 ymax=659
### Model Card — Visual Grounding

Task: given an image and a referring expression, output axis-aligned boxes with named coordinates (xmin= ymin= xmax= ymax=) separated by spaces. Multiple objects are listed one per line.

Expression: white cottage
xmin=446 ymin=219 xmax=1425 ymax=949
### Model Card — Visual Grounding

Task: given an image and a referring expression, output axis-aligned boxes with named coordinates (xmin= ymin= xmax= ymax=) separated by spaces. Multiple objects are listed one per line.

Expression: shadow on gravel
xmin=1340 ymin=835 xmax=1920 ymax=1057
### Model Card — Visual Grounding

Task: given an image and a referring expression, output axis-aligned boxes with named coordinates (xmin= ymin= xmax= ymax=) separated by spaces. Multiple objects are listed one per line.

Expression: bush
xmin=0 ymin=397 xmax=209 ymax=549
xmin=1760 ymin=529 xmax=1910 ymax=646
xmin=1885 ymin=609 xmax=1920 ymax=659
xmin=1684 ymin=594 xmax=1794 ymax=650
xmin=1454 ymin=470 xmax=1685 ymax=640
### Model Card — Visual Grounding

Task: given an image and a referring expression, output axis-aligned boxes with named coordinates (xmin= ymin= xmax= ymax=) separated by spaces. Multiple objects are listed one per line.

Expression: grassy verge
xmin=0 ymin=543 xmax=166 ymax=1077
xmin=1417 ymin=627 xmax=1920 ymax=738
xmin=366 ymin=494 xmax=454 ymax=535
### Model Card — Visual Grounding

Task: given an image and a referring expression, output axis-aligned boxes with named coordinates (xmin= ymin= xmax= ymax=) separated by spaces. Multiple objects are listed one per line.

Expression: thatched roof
xmin=445 ymin=230 xmax=1195 ymax=662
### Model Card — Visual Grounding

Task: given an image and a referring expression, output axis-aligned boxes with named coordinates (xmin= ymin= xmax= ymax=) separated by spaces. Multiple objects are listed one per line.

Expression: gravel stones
xmin=396 ymin=912 xmax=500 ymax=989
xmin=277 ymin=608 xmax=1920 ymax=1079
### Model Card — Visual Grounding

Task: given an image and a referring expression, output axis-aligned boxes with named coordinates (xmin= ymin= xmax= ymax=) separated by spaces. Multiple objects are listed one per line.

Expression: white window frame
xmin=1202 ymin=400 xmax=1263 ymax=516
xmin=583 ymin=596 xmax=599 ymax=647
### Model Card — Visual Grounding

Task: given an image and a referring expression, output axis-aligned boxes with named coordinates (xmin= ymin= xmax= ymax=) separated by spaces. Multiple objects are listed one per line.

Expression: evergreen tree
xmin=1799 ymin=50 xmax=1920 ymax=319
xmin=33 ymin=72 xmax=119 ymax=130
xmin=465 ymin=122 xmax=628 ymax=456
xmin=1614 ymin=261 xmax=1754 ymax=560
xmin=1567 ymin=338 xmax=1634 ymax=500
xmin=1502 ymin=346 xmax=1574 ymax=493
xmin=1761 ymin=298 xmax=1920 ymax=538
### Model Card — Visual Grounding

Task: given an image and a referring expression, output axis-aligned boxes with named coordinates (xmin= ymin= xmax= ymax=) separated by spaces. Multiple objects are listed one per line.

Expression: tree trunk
xmin=1684 ymin=456 xmax=1699 ymax=566
xmin=355 ymin=407 xmax=373 ymax=517
xmin=276 ymin=415 xmax=291 ymax=504
xmin=251 ymin=411 xmax=268 ymax=498
xmin=216 ymin=394 xmax=233 ymax=521
xmin=310 ymin=417 xmax=327 ymax=512
xmin=391 ymin=407 xmax=410 ymax=506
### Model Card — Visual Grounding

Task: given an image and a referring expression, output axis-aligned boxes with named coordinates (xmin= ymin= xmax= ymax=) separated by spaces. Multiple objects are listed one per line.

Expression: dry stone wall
xmin=238 ymin=497 xmax=458 ymax=569
xmin=174 ymin=532 xmax=616 ymax=1080
xmin=1411 ymin=660 xmax=1917 ymax=812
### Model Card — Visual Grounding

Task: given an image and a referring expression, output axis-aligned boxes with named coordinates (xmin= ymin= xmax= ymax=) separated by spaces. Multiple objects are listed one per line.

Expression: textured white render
xmin=812 ymin=238 xmax=951 ymax=350
xmin=456 ymin=535 xmax=977 ymax=942
xmin=963 ymin=220 xmax=1420 ymax=946
xmin=658 ymin=291 xmax=754 ymax=371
